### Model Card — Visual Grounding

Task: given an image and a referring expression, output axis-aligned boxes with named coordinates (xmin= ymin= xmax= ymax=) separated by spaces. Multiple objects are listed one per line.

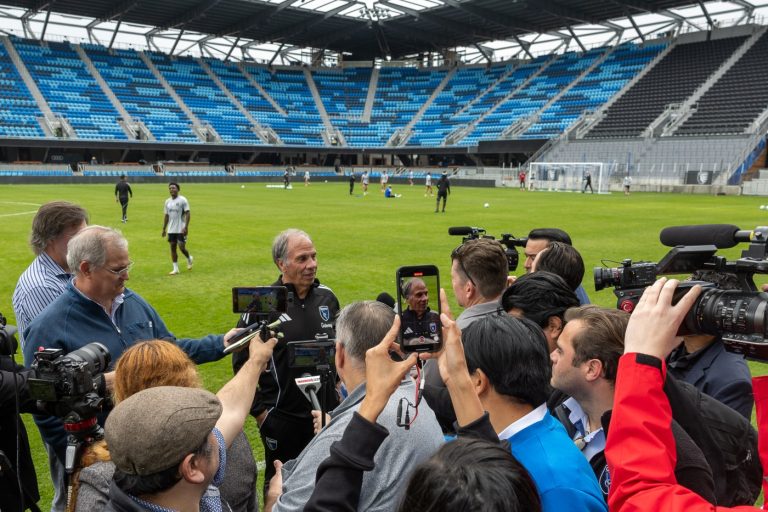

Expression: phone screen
xmin=396 ymin=265 xmax=442 ymax=353
xmin=232 ymin=286 xmax=288 ymax=314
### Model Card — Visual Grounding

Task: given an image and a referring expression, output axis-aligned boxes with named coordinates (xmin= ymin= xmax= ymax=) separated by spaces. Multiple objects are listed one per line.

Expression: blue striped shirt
xmin=12 ymin=252 xmax=71 ymax=347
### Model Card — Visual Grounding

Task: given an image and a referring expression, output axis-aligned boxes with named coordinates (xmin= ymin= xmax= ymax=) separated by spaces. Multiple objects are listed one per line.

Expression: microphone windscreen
xmin=659 ymin=224 xmax=740 ymax=249
xmin=376 ymin=292 xmax=396 ymax=309
xmin=448 ymin=226 xmax=475 ymax=236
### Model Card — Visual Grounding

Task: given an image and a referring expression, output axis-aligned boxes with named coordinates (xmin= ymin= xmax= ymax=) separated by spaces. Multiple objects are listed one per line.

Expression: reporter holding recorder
xmin=605 ymin=278 xmax=768 ymax=511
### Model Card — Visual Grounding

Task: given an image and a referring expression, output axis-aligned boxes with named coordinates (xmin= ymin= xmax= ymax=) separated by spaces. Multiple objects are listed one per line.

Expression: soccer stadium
xmin=4 ymin=0 xmax=768 ymax=510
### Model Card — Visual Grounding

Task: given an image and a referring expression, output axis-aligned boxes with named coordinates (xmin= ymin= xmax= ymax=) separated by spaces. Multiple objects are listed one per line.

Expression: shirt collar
xmin=39 ymin=252 xmax=70 ymax=278
xmin=497 ymin=403 xmax=548 ymax=440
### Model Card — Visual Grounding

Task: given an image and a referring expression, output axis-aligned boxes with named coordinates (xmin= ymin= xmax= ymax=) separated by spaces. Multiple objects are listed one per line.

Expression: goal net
xmin=528 ymin=162 xmax=608 ymax=194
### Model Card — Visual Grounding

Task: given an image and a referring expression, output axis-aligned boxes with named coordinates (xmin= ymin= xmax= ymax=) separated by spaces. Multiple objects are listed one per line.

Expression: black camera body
xmin=449 ymin=226 xmax=526 ymax=272
xmin=28 ymin=343 xmax=110 ymax=425
xmin=594 ymin=226 xmax=768 ymax=361
xmin=0 ymin=312 xmax=18 ymax=356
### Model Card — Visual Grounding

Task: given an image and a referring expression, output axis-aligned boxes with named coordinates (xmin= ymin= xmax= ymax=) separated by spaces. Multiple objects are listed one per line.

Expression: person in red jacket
xmin=605 ymin=277 xmax=768 ymax=511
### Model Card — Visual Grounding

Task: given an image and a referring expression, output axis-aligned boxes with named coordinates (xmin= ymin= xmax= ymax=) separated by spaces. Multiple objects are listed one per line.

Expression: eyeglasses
xmin=451 ymin=245 xmax=477 ymax=288
xmin=104 ymin=261 xmax=134 ymax=277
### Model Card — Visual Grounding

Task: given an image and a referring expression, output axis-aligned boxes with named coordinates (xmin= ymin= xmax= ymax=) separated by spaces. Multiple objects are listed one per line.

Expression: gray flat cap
xmin=105 ymin=386 xmax=222 ymax=475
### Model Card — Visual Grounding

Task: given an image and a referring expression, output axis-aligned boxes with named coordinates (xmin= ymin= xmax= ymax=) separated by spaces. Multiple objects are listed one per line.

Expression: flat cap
xmin=106 ymin=386 xmax=222 ymax=475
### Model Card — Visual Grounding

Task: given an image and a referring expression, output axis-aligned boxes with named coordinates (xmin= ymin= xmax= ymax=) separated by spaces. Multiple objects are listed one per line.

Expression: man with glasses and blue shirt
xmin=23 ymin=225 xmax=238 ymax=476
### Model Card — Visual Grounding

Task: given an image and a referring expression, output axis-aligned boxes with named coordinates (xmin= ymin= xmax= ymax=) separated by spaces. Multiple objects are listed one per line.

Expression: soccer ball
xmin=484 ymin=203 xmax=490 ymax=208
xmin=325 ymin=180 xmax=328 ymax=183
xmin=761 ymin=205 xmax=767 ymax=210
xmin=241 ymin=185 xmax=245 ymax=189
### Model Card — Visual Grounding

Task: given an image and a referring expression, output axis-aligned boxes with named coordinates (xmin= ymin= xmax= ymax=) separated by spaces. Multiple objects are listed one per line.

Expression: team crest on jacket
xmin=319 ymin=305 xmax=330 ymax=322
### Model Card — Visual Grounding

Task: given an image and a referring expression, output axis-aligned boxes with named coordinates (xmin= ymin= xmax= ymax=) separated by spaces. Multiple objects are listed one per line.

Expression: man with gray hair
xmin=265 ymin=301 xmax=442 ymax=512
xmin=232 ymin=228 xmax=340 ymax=492
xmin=12 ymin=200 xmax=87 ymax=512
xmin=23 ymin=225 xmax=236 ymax=474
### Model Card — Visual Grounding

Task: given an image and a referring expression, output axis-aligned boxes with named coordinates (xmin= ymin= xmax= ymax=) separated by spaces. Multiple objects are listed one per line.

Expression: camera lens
xmin=65 ymin=342 xmax=111 ymax=373
xmin=683 ymin=289 xmax=768 ymax=338
xmin=593 ymin=267 xmax=620 ymax=291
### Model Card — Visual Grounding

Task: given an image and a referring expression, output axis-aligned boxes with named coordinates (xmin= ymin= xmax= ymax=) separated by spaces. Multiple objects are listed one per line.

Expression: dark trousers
xmin=119 ymin=199 xmax=129 ymax=220
xmin=259 ymin=412 xmax=314 ymax=497
xmin=436 ymin=193 xmax=447 ymax=211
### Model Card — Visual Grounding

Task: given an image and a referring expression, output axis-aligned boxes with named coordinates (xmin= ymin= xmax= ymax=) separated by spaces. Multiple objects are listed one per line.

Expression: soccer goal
xmin=528 ymin=162 xmax=609 ymax=194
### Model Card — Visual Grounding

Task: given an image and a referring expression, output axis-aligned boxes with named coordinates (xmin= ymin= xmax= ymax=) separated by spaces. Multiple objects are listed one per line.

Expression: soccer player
xmin=114 ymin=174 xmax=132 ymax=223
xmin=425 ymin=172 xmax=433 ymax=196
xmin=161 ymin=182 xmax=193 ymax=275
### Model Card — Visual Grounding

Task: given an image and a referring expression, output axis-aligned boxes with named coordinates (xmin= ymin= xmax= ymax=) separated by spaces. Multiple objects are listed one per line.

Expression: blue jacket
xmin=23 ymin=281 xmax=225 ymax=458
xmin=507 ymin=411 xmax=607 ymax=512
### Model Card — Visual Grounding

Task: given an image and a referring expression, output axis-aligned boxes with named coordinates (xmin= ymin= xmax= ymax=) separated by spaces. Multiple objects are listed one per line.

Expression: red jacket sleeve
xmin=606 ymin=353 xmax=758 ymax=512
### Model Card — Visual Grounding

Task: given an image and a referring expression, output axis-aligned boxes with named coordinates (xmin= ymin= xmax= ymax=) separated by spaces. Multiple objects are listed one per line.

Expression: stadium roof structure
xmin=0 ymin=1 xmax=766 ymax=63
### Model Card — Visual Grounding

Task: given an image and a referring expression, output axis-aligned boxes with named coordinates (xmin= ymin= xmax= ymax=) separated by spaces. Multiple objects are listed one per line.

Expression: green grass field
xmin=3 ymin=181 xmax=768 ymax=508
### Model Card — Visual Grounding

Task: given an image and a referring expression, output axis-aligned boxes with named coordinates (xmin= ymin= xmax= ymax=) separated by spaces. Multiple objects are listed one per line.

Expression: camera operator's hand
xmin=359 ymin=316 xmax=418 ymax=424
xmin=247 ymin=333 xmax=277 ymax=372
xmin=311 ymin=410 xmax=331 ymax=434
xmin=624 ymin=278 xmax=701 ymax=360
xmin=419 ymin=289 xmax=484 ymax=427
xmin=761 ymin=283 xmax=768 ymax=293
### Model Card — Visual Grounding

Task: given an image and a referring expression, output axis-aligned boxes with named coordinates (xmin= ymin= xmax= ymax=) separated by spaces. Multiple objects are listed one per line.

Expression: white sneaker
xmin=187 ymin=256 xmax=194 ymax=270
xmin=168 ymin=269 xmax=179 ymax=275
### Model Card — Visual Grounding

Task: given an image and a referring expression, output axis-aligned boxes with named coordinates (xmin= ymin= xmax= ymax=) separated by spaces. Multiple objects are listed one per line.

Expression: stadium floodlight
xmin=528 ymin=162 xmax=609 ymax=194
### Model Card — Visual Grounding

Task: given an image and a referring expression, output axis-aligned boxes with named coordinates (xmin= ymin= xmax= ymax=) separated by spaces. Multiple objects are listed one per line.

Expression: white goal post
xmin=528 ymin=162 xmax=609 ymax=194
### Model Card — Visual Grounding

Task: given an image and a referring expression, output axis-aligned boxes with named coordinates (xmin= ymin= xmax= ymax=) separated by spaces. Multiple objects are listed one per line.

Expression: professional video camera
xmin=28 ymin=342 xmax=110 ymax=472
xmin=594 ymin=224 xmax=768 ymax=361
xmin=448 ymin=226 xmax=527 ymax=272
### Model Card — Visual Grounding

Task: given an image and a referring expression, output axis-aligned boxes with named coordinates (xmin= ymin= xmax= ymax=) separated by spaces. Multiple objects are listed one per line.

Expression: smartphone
xmin=232 ymin=286 xmax=288 ymax=314
xmin=396 ymin=265 xmax=442 ymax=353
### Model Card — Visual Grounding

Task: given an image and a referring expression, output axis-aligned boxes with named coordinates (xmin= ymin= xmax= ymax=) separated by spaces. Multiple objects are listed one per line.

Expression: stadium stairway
xmin=362 ymin=68 xmax=378 ymax=123
xmin=303 ymin=68 xmax=346 ymax=146
xmin=394 ymin=67 xmax=456 ymax=146
xmin=653 ymin=26 xmax=766 ymax=137
xmin=73 ymin=44 xmax=147 ymax=140
xmin=584 ymin=33 xmax=749 ymax=139
xmin=517 ymin=45 xmax=614 ymax=138
xmin=2 ymin=36 xmax=61 ymax=137
xmin=138 ymin=51 xmax=209 ymax=142
xmin=456 ymin=54 xmax=558 ymax=145
xmin=235 ymin=63 xmax=287 ymax=115
xmin=196 ymin=57 xmax=269 ymax=144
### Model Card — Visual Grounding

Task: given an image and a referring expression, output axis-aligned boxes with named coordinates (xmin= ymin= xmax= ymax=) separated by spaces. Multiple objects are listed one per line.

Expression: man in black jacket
xmin=1 ymin=354 xmax=41 ymax=512
xmin=232 ymin=229 xmax=339 ymax=494
xmin=434 ymin=172 xmax=450 ymax=213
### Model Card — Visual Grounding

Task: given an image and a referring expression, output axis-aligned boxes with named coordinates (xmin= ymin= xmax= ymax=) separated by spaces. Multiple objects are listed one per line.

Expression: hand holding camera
xmin=624 ymin=278 xmax=702 ymax=360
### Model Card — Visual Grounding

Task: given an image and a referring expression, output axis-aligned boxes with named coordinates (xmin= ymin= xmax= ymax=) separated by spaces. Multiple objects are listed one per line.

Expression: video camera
xmin=289 ymin=334 xmax=336 ymax=429
xmin=594 ymin=224 xmax=768 ymax=361
xmin=448 ymin=226 xmax=527 ymax=272
xmin=28 ymin=342 xmax=111 ymax=472
xmin=225 ymin=286 xmax=290 ymax=355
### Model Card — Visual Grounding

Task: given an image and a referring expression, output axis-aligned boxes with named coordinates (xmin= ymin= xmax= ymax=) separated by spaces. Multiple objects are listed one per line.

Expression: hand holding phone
xmin=396 ymin=265 xmax=443 ymax=353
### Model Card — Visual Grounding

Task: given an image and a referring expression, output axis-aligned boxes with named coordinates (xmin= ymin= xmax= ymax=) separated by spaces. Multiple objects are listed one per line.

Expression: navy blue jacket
xmin=667 ymin=339 xmax=754 ymax=420
xmin=23 ymin=281 xmax=225 ymax=459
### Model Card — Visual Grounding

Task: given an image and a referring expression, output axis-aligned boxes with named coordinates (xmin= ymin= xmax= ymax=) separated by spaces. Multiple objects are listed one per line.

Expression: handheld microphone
xmin=223 ymin=315 xmax=289 ymax=355
xmin=448 ymin=226 xmax=481 ymax=236
xmin=376 ymin=292 xmax=396 ymax=309
xmin=659 ymin=224 xmax=753 ymax=249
